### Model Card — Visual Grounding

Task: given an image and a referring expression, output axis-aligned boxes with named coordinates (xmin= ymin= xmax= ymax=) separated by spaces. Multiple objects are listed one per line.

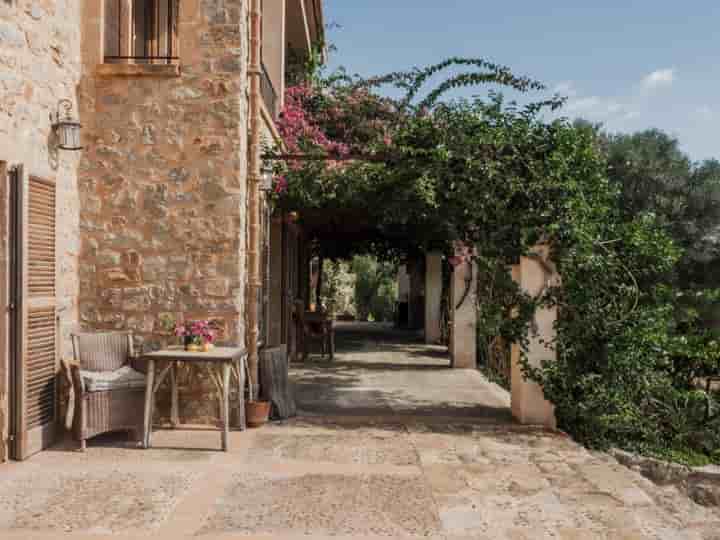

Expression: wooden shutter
xmin=9 ymin=168 xmax=58 ymax=460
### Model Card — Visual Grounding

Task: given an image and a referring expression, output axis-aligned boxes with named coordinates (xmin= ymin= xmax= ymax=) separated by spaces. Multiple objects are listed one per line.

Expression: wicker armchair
xmin=68 ymin=332 xmax=145 ymax=451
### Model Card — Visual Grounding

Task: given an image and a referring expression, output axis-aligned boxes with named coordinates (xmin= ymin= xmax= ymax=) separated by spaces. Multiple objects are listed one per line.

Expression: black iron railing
xmin=261 ymin=63 xmax=278 ymax=116
xmin=104 ymin=0 xmax=179 ymax=64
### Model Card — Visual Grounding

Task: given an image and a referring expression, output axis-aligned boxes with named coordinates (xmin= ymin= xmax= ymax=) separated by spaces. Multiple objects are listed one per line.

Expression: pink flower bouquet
xmin=175 ymin=320 xmax=216 ymax=351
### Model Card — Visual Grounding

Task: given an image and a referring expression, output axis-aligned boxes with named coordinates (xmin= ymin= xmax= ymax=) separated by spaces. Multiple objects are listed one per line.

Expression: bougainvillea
xmin=278 ymin=85 xmax=350 ymax=159
xmin=271 ymin=55 xmax=720 ymax=465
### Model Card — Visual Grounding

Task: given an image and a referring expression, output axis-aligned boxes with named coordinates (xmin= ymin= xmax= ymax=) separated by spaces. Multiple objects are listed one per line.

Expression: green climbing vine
xmin=272 ymin=55 xmax=720 ymax=464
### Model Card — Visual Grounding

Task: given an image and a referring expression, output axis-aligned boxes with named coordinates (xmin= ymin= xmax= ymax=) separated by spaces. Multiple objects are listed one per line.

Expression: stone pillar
xmin=511 ymin=245 xmax=557 ymax=428
xmin=450 ymin=260 xmax=476 ymax=369
xmin=424 ymin=252 xmax=442 ymax=344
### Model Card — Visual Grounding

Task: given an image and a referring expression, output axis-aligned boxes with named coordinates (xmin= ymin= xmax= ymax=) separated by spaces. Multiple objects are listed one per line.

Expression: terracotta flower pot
xmin=245 ymin=400 xmax=271 ymax=427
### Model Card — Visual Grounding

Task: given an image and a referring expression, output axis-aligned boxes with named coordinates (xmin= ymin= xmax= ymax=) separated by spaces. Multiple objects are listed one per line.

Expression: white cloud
xmin=564 ymin=96 xmax=636 ymax=122
xmin=564 ymin=96 xmax=601 ymax=113
xmin=553 ymin=81 xmax=578 ymax=98
xmin=694 ymin=105 xmax=713 ymax=118
xmin=641 ymin=68 xmax=675 ymax=90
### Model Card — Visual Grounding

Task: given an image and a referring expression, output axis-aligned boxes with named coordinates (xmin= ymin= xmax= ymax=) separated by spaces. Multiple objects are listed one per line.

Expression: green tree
xmin=599 ymin=129 xmax=720 ymax=289
xmin=350 ymin=255 xmax=397 ymax=322
xmin=321 ymin=259 xmax=355 ymax=318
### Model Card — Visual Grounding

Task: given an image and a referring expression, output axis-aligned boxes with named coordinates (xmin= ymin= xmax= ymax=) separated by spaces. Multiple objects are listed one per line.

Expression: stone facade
xmin=75 ymin=1 xmax=259 ymax=422
xmin=0 ymin=0 xmax=83 ymax=461
xmin=1 ymin=0 xmax=316 ymax=457
xmin=78 ymin=1 xmax=250 ymax=352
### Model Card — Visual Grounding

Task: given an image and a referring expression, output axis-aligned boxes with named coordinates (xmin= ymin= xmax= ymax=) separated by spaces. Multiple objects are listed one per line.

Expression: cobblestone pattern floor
xmin=1 ymin=323 xmax=718 ymax=539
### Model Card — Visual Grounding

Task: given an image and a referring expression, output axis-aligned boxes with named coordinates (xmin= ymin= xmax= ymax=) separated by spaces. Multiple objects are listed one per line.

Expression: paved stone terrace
xmin=1 ymin=323 xmax=720 ymax=539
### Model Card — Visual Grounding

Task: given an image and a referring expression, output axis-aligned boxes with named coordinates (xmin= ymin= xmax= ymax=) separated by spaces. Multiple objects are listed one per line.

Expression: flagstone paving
xmin=1 ymin=322 xmax=719 ymax=539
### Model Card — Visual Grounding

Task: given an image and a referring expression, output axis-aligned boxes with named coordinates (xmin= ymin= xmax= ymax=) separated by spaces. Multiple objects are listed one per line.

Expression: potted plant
xmin=245 ymin=368 xmax=271 ymax=427
xmin=175 ymin=320 xmax=216 ymax=352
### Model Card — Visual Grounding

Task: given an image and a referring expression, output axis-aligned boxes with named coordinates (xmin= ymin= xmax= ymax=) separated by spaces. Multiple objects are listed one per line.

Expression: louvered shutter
xmin=10 ymin=170 xmax=58 ymax=460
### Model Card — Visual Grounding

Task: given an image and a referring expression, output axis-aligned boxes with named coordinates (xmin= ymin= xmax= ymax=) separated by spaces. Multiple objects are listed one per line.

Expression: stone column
xmin=424 ymin=252 xmax=442 ymax=344
xmin=510 ymin=245 xmax=557 ymax=428
xmin=450 ymin=260 xmax=476 ymax=369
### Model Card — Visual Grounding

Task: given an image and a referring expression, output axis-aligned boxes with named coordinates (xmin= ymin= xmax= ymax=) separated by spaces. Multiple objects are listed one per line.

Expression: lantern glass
xmin=261 ymin=171 xmax=273 ymax=192
xmin=51 ymin=99 xmax=82 ymax=151
xmin=57 ymin=121 xmax=82 ymax=151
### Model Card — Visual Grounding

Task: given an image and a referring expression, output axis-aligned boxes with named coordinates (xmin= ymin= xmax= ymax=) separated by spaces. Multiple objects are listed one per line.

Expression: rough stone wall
xmin=0 ymin=0 xmax=82 ymax=461
xmin=611 ymin=449 xmax=720 ymax=508
xmin=78 ymin=1 xmax=249 ymax=353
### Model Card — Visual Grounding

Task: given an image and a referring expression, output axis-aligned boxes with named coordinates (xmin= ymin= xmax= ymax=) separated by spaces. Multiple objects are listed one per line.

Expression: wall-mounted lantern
xmin=260 ymin=159 xmax=274 ymax=192
xmin=50 ymin=99 xmax=83 ymax=151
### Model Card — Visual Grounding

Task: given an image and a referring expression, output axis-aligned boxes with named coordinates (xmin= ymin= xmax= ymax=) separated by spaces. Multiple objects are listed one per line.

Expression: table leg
xmin=143 ymin=359 xmax=155 ymax=449
xmin=221 ymin=362 xmax=231 ymax=451
xmin=236 ymin=357 xmax=246 ymax=430
xmin=170 ymin=363 xmax=179 ymax=428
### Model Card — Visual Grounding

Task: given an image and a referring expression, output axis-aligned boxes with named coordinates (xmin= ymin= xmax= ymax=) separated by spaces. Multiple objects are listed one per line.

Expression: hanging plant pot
xmin=245 ymin=400 xmax=271 ymax=427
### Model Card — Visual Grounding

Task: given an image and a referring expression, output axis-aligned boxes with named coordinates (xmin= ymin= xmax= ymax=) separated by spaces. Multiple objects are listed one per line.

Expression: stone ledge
xmin=611 ymin=448 xmax=720 ymax=507
xmin=96 ymin=63 xmax=181 ymax=78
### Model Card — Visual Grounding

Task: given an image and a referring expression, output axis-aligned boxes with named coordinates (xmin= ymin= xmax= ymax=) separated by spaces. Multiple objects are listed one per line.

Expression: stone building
xmin=0 ymin=0 xmax=324 ymax=461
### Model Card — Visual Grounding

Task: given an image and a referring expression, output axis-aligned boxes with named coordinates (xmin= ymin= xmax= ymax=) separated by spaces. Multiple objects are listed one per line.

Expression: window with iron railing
xmin=104 ymin=0 xmax=179 ymax=64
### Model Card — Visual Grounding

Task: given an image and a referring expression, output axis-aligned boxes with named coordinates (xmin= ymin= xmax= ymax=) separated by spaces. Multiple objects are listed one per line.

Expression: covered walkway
xmin=292 ymin=321 xmax=513 ymax=423
xmin=1 ymin=323 xmax=719 ymax=539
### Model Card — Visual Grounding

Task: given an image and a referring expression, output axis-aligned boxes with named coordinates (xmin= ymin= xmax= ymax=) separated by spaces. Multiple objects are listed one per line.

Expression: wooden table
xmin=138 ymin=346 xmax=247 ymax=451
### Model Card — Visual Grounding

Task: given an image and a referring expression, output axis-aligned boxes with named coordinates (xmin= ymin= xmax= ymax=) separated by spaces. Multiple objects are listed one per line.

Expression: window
xmin=104 ymin=0 xmax=178 ymax=64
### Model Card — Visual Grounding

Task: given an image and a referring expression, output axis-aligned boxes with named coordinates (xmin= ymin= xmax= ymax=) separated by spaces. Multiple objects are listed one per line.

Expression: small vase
xmin=186 ymin=343 xmax=201 ymax=352
xmin=202 ymin=342 xmax=214 ymax=352
xmin=183 ymin=335 xmax=193 ymax=351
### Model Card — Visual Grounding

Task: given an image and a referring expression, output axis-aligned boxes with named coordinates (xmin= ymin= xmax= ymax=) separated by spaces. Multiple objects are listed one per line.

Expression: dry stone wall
xmin=77 ymin=1 xmax=251 ymax=423
xmin=78 ymin=1 xmax=250 ymax=354
xmin=0 ymin=0 xmax=83 ymax=461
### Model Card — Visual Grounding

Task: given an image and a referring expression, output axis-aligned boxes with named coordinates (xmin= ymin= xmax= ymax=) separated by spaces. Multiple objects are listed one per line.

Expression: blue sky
xmin=325 ymin=1 xmax=719 ymax=161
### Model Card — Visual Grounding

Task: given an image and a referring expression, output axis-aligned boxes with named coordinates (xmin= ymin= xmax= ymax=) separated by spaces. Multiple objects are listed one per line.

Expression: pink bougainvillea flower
xmin=274 ymin=176 xmax=288 ymax=194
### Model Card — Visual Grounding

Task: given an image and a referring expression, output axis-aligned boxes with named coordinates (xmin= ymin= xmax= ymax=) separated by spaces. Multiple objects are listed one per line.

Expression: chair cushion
xmin=80 ymin=366 xmax=146 ymax=393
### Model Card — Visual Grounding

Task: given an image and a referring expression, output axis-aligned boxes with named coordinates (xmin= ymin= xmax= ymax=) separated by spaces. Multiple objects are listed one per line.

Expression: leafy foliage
xmin=350 ymin=256 xmax=397 ymax=322
xmin=320 ymin=259 xmax=356 ymax=318
xmin=274 ymin=55 xmax=720 ymax=463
